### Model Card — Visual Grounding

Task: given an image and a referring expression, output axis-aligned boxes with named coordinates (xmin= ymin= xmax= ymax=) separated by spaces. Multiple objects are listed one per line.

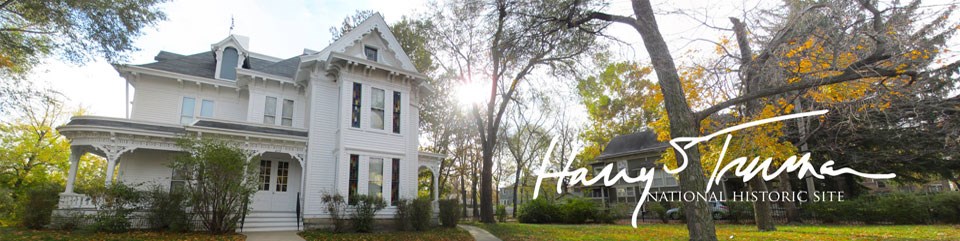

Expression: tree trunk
xmin=630 ymin=1 xmax=718 ymax=240
xmin=461 ymin=175 xmax=468 ymax=217
xmin=480 ymin=136 xmax=496 ymax=222
xmin=512 ymin=168 xmax=520 ymax=218
xmin=748 ymin=178 xmax=777 ymax=231
xmin=778 ymin=174 xmax=801 ymax=223
xmin=472 ymin=161 xmax=480 ymax=218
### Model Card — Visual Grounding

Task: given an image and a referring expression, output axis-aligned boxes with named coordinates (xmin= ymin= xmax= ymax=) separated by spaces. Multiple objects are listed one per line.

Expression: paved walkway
xmin=243 ymin=231 xmax=306 ymax=241
xmin=459 ymin=225 xmax=503 ymax=241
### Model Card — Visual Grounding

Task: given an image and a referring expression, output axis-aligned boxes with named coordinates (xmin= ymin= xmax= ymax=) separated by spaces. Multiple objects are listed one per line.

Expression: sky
xmin=27 ymin=0 xmax=959 ymax=119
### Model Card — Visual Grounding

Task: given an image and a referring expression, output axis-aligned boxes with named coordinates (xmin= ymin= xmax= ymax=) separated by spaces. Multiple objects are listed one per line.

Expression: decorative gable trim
xmin=311 ymin=13 xmax=418 ymax=73
xmin=212 ymin=35 xmax=251 ymax=81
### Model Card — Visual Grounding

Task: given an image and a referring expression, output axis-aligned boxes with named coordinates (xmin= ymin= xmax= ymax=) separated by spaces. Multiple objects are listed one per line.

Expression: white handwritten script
xmin=532 ymin=110 xmax=896 ymax=228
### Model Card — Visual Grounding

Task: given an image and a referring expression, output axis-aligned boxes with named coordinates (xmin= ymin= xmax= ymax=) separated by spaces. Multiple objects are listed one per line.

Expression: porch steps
xmin=238 ymin=211 xmax=301 ymax=232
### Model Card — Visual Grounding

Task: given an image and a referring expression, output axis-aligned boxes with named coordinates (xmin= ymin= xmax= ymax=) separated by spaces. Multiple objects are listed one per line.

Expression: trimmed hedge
xmin=803 ymin=192 xmax=960 ymax=224
xmin=517 ymin=197 xmax=612 ymax=224
xmin=438 ymin=199 xmax=460 ymax=228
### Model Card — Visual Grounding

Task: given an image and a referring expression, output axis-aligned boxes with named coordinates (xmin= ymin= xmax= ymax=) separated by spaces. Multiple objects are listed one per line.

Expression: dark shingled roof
xmin=64 ymin=118 xmax=186 ymax=134
xmin=193 ymin=120 xmax=308 ymax=137
xmin=597 ymin=130 xmax=667 ymax=160
xmin=137 ymin=51 xmax=301 ymax=79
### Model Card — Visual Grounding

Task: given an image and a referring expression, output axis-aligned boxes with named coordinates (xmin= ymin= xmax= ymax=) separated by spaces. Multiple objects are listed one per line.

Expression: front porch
xmin=55 ymin=116 xmax=309 ymax=231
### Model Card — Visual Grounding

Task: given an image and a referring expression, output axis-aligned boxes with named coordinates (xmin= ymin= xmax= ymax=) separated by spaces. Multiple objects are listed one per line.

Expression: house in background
xmin=54 ymin=13 xmax=443 ymax=232
xmin=862 ymin=178 xmax=958 ymax=194
xmin=581 ymin=131 xmax=735 ymax=207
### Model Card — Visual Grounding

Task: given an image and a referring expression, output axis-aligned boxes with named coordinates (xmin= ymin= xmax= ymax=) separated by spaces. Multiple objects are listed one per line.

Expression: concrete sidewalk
xmin=243 ymin=231 xmax=305 ymax=241
xmin=459 ymin=225 xmax=503 ymax=241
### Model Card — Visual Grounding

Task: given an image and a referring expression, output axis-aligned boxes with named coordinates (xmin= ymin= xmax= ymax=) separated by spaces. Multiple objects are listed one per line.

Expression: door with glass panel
xmin=252 ymin=159 xmax=301 ymax=212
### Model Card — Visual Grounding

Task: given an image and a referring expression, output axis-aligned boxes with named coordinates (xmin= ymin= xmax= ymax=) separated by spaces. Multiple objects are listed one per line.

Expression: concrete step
xmin=238 ymin=226 xmax=302 ymax=232
xmin=244 ymin=217 xmax=299 ymax=223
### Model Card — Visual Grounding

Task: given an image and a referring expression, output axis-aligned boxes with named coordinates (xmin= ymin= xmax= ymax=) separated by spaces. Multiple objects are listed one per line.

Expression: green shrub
xmin=410 ymin=198 xmax=433 ymax=231
xmin=610 ymin=202 xmax=634 ymax=219
xmin=50 ymin=210 xmax=87 ymax=231
xmin=593 ymin=208 xmax=616 ymax=224
xmin=351 ymin=195 xmax=386 ymax=233
xmin=89 ymin=182 xmax=143 ymax=233
xmin=517 ymin=198 xmax=561 ymax=223
xmin=321 ymin=193 xmax=348 ymax=233
xmin=144 ymin=185 xmax=191 ymax=232
xmin=559 ymin=198 xmax=595 ymax=224
xmin=931 ymin=192 xmax=960 ymax=223
xmin=438 ymin=199 xmax=460 ymax=228
xmin=394 ymin=199 xmax=411 ymax=231
xmin=646 ymin=201 xmax=669 ymax=223
xmin=496 ymin=205 xmax=507 ymax=222
xmin=19 ymin=184 xmax=61 ymax=229
xmin=726 ymin=202 xmax=753 ymax=224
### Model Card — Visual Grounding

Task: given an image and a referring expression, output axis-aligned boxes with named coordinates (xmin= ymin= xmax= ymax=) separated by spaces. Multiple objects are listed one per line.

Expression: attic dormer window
xmin=219 ymin=47 xmax=239 ymax=80
xmin=364 ymin=46 xmax=378 ymax=62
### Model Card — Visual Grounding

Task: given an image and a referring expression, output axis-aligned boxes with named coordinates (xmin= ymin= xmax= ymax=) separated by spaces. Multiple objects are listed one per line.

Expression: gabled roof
xmin=311 ymin=12 xmax=418 ymax=72
xmin=597 ymin=130 xmax=668 ymax=160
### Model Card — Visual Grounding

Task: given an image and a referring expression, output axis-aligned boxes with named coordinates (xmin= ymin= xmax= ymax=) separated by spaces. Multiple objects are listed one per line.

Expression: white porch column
xmin=64 ymin=147 xmax=83 ymax=193
xmin=96 ymin=145 xmax=134 ymax=186
xmin=433 ymin=168 xmax=439 ymax=201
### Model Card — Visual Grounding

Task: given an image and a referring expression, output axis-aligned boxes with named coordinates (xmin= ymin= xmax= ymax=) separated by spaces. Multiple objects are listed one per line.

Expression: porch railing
xmin=58 ymin=193 xmax=96 ymax=209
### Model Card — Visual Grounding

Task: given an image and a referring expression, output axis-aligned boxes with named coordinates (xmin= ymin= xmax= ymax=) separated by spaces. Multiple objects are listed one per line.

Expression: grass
xmin=478 ymin=222 xmax=960 ymax=241
xmin=0 ymin=227 xmax=243 ymax=241
xmin=299 ymin=227 xmax=474 ymax=241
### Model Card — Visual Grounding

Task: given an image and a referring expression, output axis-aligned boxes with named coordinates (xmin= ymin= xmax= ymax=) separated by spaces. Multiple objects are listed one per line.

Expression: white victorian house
xmin=55 ymin=13 xmax=442 ymax=232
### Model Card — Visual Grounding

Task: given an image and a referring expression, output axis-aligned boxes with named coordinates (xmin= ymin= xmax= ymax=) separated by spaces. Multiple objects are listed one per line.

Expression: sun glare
xmin=454 ymin=80 xmax=489 ymax=110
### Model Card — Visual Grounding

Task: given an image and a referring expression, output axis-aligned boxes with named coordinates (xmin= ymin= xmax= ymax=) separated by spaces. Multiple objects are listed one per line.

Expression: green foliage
xmin=89 ymin=182 xmax=142 ymax=233
xmin=0 ymin=0 xmax=168 ymax=78
xmin=576 ymin=62 xmax=657 ymax=162
xmin=394 ymin=199 xmax=411 ymax=231
xmin=351 ymin=194 xmax=386 ymax=233
xmin=496 ymin=205 xmax=507 ymax=222
xmin=144 ymin=185 xmax=191 ymax=232
xmin=438 ymin=199 xmax=460 ymax=228
xmin=410 ymin=198 xmax=433 ymax=231
xmin=321 ymin=193 xmax=348 ymax=233
xmin=517 ymin=198 xmax=561 ymax=224
xmin=726 ymin=202 xmax=754 ymax=224
xmin=803 ymin=193 xmax=960 ymax=224
xmin=172 ymin=137 xmax=258 ymax=234
xmin=645 ymin=201 xmax=669 ymax=224
xmin=559 ymin=198 xmax=595 ymax=224
xmin=49 ymin=210 xmax=86 ymax=231
xmin=18 ymin=183 xmax=61 ymax=229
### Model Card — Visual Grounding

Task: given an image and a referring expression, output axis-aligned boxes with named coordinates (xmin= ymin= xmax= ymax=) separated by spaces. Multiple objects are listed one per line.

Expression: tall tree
xmin=0 ymin=0 xmax=168 ymax=112
xmin=561 ymin=0 xmax=957 ymax=239
xmin=431 ymin=0 xmax=597 ymax=223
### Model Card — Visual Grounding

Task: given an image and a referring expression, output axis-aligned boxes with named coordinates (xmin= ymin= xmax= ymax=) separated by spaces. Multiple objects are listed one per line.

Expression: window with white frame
xmin=264 ymin=96 xmax=277 ymax=125
xmin=369 ymin=158 xmax=383 ymax=198
xmin=351 ymin=83 xmax=361 ymax=128
xmin=370 ymin=88 xmax=385 ymax=130
xmin=200 ymin=99 xmax=214 ymax=118
xmin=170 ymin=167 xmax=188 ymax=192
xmin=275 ymin=161 xmax=289 ymax=192
xmin=364 ymin=46 xmax=378 ymax=62
xmin=259 ymin=160 xmax=272 ymax=191
xmin=180 ymin=97 xmax=196 ymax=125
xmin=392 ymin=91 xmax=401 ymax=133
xmin=281 ymin=99 xmax=294 ymax=127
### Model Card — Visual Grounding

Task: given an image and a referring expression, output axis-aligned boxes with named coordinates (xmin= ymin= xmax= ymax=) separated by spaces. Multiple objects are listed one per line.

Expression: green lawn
xmin=0 ymin=227 xmax=244 ymax=241
xmin=299 ymin=227 xmax=473 ymax=241
xmin=479 ymin=223 xmax=960 ymax=241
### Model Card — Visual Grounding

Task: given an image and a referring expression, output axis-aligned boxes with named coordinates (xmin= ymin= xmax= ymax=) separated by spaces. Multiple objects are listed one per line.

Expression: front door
xmin=252 ymin=159 xmax=301 ymax=212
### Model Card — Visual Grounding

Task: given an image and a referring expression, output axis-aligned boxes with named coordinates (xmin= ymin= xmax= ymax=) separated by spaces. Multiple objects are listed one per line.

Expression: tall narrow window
xmin=369 ymin=158 xmax=383 ymax=198
xmin=180 ymin=97 xmax=196 ymax=125
xmin=348 ymin=154 xmax=359 ymax=205
xmin=259 ymin=160 xmax=272 ymax=191
xmin=275 ymin=161 xmax=289 ymax=192
xmin=364 ymin=46 xmax=378 ymax=62
xmin=351 ymin=83 xmax=362 ymax=128
xmin=371 ymin=88 xmax=385 ymax=130
xmin=392 ymin=92 xmax=401 ymax=133
xmin=170 ymin=167 xmax=188 ymax=193
xmin=281 ymin=99 xmax=294 ymax=127
xmin=219 ymin=47 xmax=239 ymax=80
xmin=391 ymin=158 xmax=400 ymax=205
xmin=200 ymin=99 xmax=214 ymax=118
xmin=264 ymin=96 xmax=277 ymax=125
